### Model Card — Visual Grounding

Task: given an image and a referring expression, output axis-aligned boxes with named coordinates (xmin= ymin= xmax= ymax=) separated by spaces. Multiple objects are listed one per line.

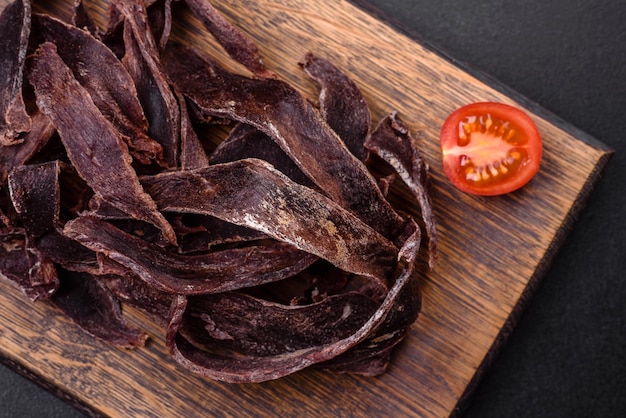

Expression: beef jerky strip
xmin=177 ymin=291 xmax=379 ymax=357
xmin=26 ymin=42 xmax=177 ymax=245
xmin=8 ymin=161 xmax=95 ymax=269
xmin=162 ymin=44 xmax=404 ymax=240
xmin=0 ymin=111 xmax=55 ymax=227
xmin=98 ymin=272 xmax=174 ymax=325
xmin=71 ymin=0 xmax=101 ymax=38
xmin=86 ymin=194 xmax=266 ymax=252
xmin=51 ymin=267 xmax=148 ymax=348
xmin=0 ymin=111 xmax=55 ymax=184
xmin=0 ymin=227 xmax=57 ymax=300
xmin=365 ymin=113 xmax=438 ymax=268
xmin=30 ymin=13 xmax=164 ymax=166
xmin=318 ymin=240 xmax=422 ymax=373
xmin=140 ymin=158 xmax=397 ymax=287
xmin=0 ymin=0 xmax=31 ymax=145
xmin=8 ymin=162 xmax=61 ymax=239
xmin=172 ymin=214 xmax=268 ymax=254
xmin=299 ymin=52 xmax=370 ymax=161
xmin=8 ymin=161 xmax=99 ymax=273
xmin=209 ymin=122 xmax=313 ymax=188
xmin=65 ymin=215 xmax=318 ymax=295
xmin=100 ymin=0 xmax=125 ymax=58
xmin=20 ymin=243 xmax=58 ymax=291
xmin=86 ymin=252 xmax=174 ymax=324
xmin=165 ymin=214 xmax=421 ymax=382
xmin=317 ymin=218 xmax=422 ymax=375
xmin=183 ymin=0 xmax=273 ymax=78
xmin=103 ymin=0 xmax=172 ymax=55
xmin=7 ymin=162 xmax=61 ymax=290
xmin=36 ymin=230 xmax=100 ymax=273
xmin=176 ymin=88 xmax=210 ymax=170
xmin=113 ymin=0 xmax=180 ymax=168
xmin=145 ymin=0 xmax=173 ymax=51
xmin=232 ymin=215 xmax=415 ymax=374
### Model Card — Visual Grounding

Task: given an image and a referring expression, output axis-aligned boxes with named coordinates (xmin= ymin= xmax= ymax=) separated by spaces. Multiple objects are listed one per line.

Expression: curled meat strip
xmin=113 ymin=0 xmax=181 ymax=168
xmin=183 ymin=0 xmax=273 ymax=77
xmin=299 ymin=52 xmax=371 ymax=161
xmin=51 ymin=267 xmax=148 ymax=349
xmin=366 ymin=113 xmax=439 ymax=268
xmin=64 ymin=215 xmax=319 ymax=295
xmin=0 ymin=227 xmax=57 ymax=301
xmin=0 ymin=0 xmax=31 ymax=144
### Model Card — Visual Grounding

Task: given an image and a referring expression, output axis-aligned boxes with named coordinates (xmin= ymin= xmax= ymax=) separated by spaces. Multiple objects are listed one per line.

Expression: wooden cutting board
xmin=0 ymin=0 xmax=613 ymax=417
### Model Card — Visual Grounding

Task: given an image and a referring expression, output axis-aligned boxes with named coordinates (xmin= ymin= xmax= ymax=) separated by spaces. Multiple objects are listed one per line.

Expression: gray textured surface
xmin=0 ymin=369 xmax=81 ymax=418
xmin=1 ymin=0 xmax=625 ymax=417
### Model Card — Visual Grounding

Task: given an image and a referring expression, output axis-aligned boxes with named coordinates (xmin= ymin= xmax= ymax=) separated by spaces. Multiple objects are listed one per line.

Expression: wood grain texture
xmin=0 ymin=0 xmax=612 ymax=417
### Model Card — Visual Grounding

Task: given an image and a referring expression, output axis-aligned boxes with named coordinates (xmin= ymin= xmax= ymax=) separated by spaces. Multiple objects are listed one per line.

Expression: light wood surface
xmin=0 ymin=0 xmax=612 ymax=416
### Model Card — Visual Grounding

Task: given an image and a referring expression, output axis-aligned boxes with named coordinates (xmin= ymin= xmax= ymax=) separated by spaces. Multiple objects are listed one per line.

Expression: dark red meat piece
xmin=8 ymin=161 xmax=60 ymax=239
xmin=179 ymin=291 xmax=379 ymax=357
xmin=8 ymin=161 xmax=99 ymax=274
xmin=7 ymin=162 xmax=61 ymax=292
xmin=209 ymin=122 xmax=313 ymax=187
xmin=0 ymin=227 xmax=57 ymax=301
xmin=98 ymin=271 xmax=174 ymax=325
xmin=365 ymin=112 xmax=439 ymax=268
xmin=0 ymin=111 xmax=55 ymax=185
xmin=299 ymin=52 xmax=370 ymax=161
xmin=183 ymin=0 xmax=273 ymax=78
xmin=176 ymin=88 xmax=210 ymax=170
xmin=114 ymin=0 xmax=180 ymax=168
xmin=71 ymin=0 xmax=101 ymax=38
xmin=0 ymin=111 xmax=55 ymax=227
xmin=165 ymin=215 xmax=421 ymax=383
xmin=51 ymin=267 xmax=148 ymax=349
xmin=0 ymin=0 xmax=31 ymax=145
xmin=146 ymin=0 xmax=173 ymax=51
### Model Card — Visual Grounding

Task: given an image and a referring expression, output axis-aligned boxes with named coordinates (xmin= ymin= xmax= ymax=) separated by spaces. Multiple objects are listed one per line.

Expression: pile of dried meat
xmin=0 ymin=0 xmax=438 ymax=383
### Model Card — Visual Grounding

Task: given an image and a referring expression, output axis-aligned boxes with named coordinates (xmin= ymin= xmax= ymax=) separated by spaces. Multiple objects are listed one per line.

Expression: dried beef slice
xmin=0 ymin=0 xmax=437 ymax=382
xmin=0 ymin=0 xmax=32 ymax=145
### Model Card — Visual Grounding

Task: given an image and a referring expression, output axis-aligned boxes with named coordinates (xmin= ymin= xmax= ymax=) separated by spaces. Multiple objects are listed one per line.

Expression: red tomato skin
xmin=439 ymin=102 xmax=542 ymax=196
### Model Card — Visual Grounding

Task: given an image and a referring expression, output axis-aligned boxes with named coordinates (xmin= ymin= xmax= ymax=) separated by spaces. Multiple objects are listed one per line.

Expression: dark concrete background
xmin=1 ymin=0 xmax=625 ymax=417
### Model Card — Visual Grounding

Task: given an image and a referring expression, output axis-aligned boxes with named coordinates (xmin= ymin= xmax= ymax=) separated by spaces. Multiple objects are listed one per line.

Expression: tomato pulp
xmin=439 ymin=102 xmax=542 ymax=196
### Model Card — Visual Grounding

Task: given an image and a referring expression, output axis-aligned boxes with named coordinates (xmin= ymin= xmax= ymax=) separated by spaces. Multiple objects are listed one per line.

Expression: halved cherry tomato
xmin=439 ymin=102 xmax=542 ymax=196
